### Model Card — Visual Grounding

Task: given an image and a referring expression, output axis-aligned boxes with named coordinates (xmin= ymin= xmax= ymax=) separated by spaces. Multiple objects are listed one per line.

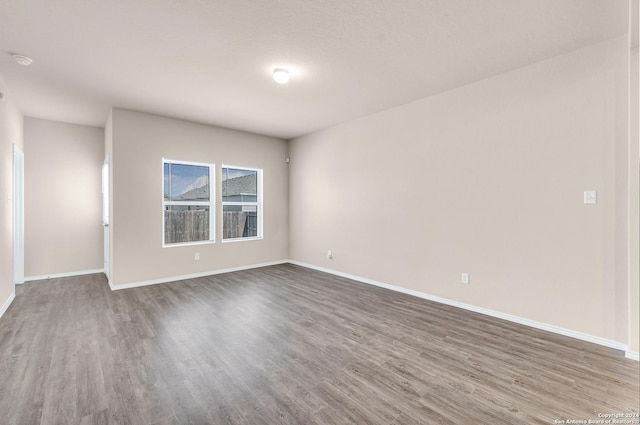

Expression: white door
xmin=102 ymin=157 xmax=110 ymax=279
xmin=13 ymin=145 xmax=24 ymax=285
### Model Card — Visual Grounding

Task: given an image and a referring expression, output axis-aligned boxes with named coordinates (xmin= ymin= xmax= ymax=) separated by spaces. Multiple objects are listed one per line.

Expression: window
xmin=222 ymin=166 xmax=262 ymax=241
xmin=163 ymin=159 xmax=215 ymax=246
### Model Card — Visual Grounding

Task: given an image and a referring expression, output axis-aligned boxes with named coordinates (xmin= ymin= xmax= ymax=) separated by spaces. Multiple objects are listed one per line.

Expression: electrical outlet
xmin=461 ymin=273 xmax=469 ymax=284
xmin=194 ymin=252 xmax=200 ymax=261
xmin=327 ymin=250 xmax=333 ymax=259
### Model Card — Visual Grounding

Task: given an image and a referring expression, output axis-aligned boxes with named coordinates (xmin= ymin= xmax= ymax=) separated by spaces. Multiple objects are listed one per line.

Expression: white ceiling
xmin=0 ymin=0 xmax=630 ymax=140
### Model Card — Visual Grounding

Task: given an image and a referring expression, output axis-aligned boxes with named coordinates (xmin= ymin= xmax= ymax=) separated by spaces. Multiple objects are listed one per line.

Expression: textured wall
xmin=24 ymin=117 xmax=104 ymax=277
xmin=0 ymin=76 xmax=23 ymax=313
xmin=109 ymin=109 xmax=288 ymax=286
xmin=289 ymin=38 xmax=632 ymax=345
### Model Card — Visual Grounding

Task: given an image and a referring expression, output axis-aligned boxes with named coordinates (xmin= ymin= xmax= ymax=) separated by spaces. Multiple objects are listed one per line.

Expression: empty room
xmin=0 ymin=1 xmax=638 ymax=424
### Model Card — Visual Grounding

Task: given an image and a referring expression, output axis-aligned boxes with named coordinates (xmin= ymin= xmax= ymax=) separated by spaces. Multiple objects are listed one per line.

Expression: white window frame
xmin=221 ymin=164 xmax=263 ymax=242
xmin=162 ymin=158 xmax=215 ymax=247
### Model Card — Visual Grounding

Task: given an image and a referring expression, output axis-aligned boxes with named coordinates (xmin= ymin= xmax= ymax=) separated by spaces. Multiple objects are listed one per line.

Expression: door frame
xmin=102 ymin=156 xmax=110 ymax=279
xmin=13 ymin=144 xmax=24 ymax=285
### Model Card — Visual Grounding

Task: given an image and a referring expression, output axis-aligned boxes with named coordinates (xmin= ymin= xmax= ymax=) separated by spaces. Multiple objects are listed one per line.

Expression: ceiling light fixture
xmin=12 ymin=54 xmax=33 ymax=66
xmin=272 ymin=68 xmax=290 ymax=84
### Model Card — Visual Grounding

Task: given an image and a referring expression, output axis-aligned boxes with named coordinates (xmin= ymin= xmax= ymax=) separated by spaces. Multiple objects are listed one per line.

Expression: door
xmin=102 ymin=157 xmax=110 ymax=279
xmin=13 ymin=145 xmax=24 ymax=285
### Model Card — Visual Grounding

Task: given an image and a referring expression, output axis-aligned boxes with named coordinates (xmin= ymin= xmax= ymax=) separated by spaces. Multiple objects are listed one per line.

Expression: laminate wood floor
xmin=0 ymin=264 xmax=637 ymax=425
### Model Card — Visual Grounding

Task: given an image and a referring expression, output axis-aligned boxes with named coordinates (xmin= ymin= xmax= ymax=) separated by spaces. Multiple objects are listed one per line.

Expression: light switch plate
xmin=584 ymin=190 xmax=597 ymax=205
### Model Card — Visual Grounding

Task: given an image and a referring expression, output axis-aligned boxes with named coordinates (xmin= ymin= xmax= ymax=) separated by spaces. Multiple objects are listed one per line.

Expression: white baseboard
xmin=0 ymin=292 xmax=16 ymax=320
xmin=109 ymin=260 xmax=289 ymax=291
xmin=288 ymin=260 xmax=633 ymax=357
xmin=626 ymin=351 xmax=639 ymax=361
xmin=25 ymin=268 xmax=105 ymax=282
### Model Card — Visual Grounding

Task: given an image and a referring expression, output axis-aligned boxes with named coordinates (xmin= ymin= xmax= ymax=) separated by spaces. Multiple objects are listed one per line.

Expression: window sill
xmin=163 ymin=240 xmax=215 ymax=248
xmin=221 ymin=236 xmax=263 ymax=244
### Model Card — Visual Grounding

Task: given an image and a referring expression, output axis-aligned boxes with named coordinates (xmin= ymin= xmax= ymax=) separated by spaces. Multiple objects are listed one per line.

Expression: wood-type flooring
xmin=0 ymin=264 xmax=637 ymax=424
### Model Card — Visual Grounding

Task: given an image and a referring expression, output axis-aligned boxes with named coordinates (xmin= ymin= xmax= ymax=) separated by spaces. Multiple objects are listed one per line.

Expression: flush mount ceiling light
xmin=12 ymin=53 xmax=33 ymax=66
xmin=272 ymin=68 xmax=290 ymax=84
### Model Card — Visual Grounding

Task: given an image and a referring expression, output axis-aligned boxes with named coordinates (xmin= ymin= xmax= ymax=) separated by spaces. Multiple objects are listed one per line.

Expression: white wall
xmin=24 ymin=117 xmax=104 ymax=278
xmin=628 ymin=0 xmax=639 ymax=354
xmin=109 ymin=108 xmax=288 ymax=286
xmin=0 ymin=75 xmax=23 ymax=314
xmin=289 ymin=37 xmax=633 ymax=345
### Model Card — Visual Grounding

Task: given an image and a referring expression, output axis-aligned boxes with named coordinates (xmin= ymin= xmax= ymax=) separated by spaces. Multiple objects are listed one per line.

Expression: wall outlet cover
xmin=583 ymin=190 xmax=597 ymax=205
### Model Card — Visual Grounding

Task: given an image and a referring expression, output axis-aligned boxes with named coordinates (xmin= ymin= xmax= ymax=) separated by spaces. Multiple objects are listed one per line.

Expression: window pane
xmin=164 ymin=163 xmax=210 ymax=202
xmin=222 ymin=168 xmax=257 ymax=202
xmin=223 ymin=205 xmax=257 ymax=239
xmin=165 ymin=205 xmax=210 ymax=244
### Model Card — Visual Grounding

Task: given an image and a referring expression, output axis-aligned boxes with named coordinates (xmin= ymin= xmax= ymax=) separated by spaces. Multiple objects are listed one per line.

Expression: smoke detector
xmin=12 ymin=54 xmax=33 ymax=66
